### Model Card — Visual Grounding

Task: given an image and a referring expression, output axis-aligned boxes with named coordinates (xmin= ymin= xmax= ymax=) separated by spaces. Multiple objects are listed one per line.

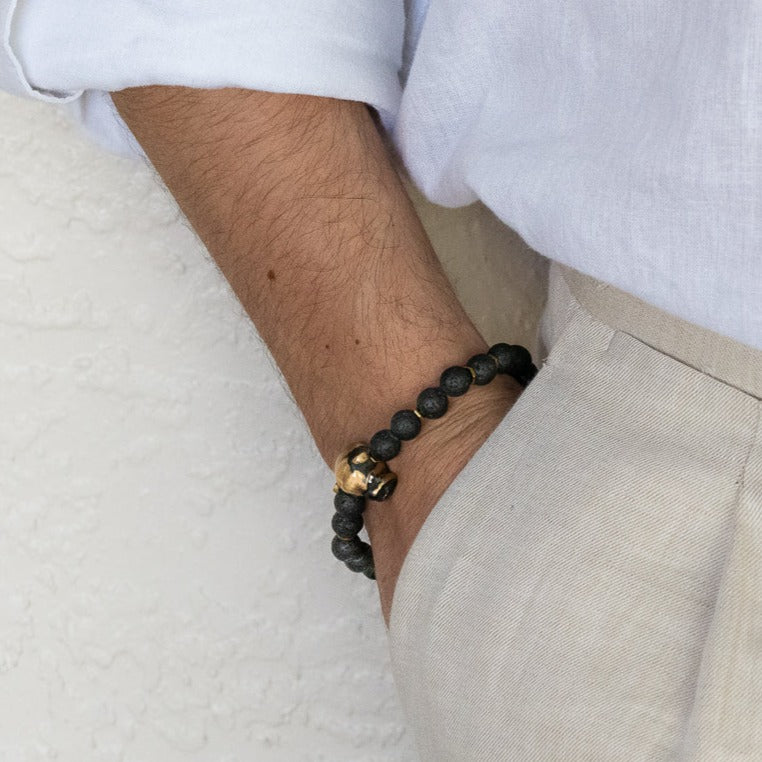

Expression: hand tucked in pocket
xmin=365 ymin=375 xmax=524 ymax=625
xmin=111 ymin=85 xmax=528 ymax=627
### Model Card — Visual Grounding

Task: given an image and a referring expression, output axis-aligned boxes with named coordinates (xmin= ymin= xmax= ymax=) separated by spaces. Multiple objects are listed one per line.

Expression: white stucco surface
xmin=0 ymin=91 xmax=548 ymax=760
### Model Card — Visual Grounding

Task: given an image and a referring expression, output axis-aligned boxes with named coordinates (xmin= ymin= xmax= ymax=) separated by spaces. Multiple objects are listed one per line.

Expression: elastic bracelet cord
xmin=330 ymin=343 xmax=537 ymax=580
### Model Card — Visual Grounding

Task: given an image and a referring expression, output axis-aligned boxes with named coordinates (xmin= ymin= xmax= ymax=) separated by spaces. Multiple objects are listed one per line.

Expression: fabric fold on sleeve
xmin=0 ymin=0 xmax=80 ymax=101
xmin=3 ymin=0 xmax=403 ymax=158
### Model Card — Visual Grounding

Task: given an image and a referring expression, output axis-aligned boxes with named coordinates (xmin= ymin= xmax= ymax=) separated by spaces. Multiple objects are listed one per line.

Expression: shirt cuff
xmin=0 ymin=0 xmax=80 ymax=102
xmin=3 ymin=0 xmax=403 ymax=158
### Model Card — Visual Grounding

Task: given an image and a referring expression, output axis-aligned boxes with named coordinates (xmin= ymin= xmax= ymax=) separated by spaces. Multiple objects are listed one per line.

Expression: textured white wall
xmin=0 ymin=92 xmax=548 ymax=760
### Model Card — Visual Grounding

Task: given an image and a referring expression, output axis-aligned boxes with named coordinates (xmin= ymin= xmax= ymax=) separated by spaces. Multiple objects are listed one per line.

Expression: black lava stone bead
xmin=333 ymin=490 xmax=366 ymax=517
xmin=362 ymin=564 xmax=376 ymax=580
xmin=439 ymin=365 xmax=473 ymax=397
xmin=390 ymin=409 xmax=421 ymax=440
xmin=345 ymin=542 xmax=373 ymax=572
xmin=416 ymin=386 xmax=449 ymax=418
xmin=488 ymin=343 xmax=533 ymax=377
xmin=369 ymin=429 xmax=401 ymax=461
xmin=331 ymin=511 xmax=363 ymax=539
xmin=521 ymin=363 xmax=539 ymax=385
xmin=467 ymin=353 xmax=498 ymax=385
xmin=345 ymin=555 xmax=368 ymax=573
xmin=331 ymin=535 xmax=364 ymax=562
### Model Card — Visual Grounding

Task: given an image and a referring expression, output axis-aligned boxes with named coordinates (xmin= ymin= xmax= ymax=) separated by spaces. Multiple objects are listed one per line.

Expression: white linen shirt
xmin=2 ymin=0 xmax=760 ymax=352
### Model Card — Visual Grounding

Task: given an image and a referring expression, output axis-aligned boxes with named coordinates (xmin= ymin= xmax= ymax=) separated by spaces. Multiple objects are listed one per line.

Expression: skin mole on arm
xmin=267 ymin=269 xmax=276 ymax=281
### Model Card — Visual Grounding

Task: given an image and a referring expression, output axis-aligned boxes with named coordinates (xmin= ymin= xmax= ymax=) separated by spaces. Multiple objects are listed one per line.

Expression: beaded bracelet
xmin=330 ymin=343 xmax=537 ymax=580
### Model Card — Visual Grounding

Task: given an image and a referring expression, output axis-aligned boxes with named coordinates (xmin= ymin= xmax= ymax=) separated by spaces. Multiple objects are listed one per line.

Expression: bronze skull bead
xmin=333 ymin=442 xmax=398 ymax=501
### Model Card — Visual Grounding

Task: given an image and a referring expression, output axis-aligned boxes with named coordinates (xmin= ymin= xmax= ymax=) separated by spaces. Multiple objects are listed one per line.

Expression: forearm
xmin=111 ymin=87 xmax=521 ymax=620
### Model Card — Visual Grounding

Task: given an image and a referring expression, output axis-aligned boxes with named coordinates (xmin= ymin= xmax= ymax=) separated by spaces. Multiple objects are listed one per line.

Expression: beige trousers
xmin=389 ymin=260 xmax=762 ymax=761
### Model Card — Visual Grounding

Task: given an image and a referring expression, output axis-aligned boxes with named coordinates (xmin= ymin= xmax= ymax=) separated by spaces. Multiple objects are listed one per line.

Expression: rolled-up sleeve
xmin=1 ymin=0 xmax=403 ymax=157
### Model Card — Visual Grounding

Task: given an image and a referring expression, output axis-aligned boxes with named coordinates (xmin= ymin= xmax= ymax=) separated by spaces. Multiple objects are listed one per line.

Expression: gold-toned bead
xmin=333 ymin=442 xmax=370 ymax=496
xmin=463 ymin=365 xmax=477 ymax=380
xmin=413 ymin=409 xmax=423 ymax=419
xmin=332 ymin=483 xmax=339 ymax=494
xmin=333 ymin=442 xmax=398 ymax=501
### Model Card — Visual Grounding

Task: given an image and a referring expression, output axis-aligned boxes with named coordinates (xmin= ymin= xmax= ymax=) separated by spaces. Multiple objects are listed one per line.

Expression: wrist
xmin=306 ymin=329 xmax=491 ymax=466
